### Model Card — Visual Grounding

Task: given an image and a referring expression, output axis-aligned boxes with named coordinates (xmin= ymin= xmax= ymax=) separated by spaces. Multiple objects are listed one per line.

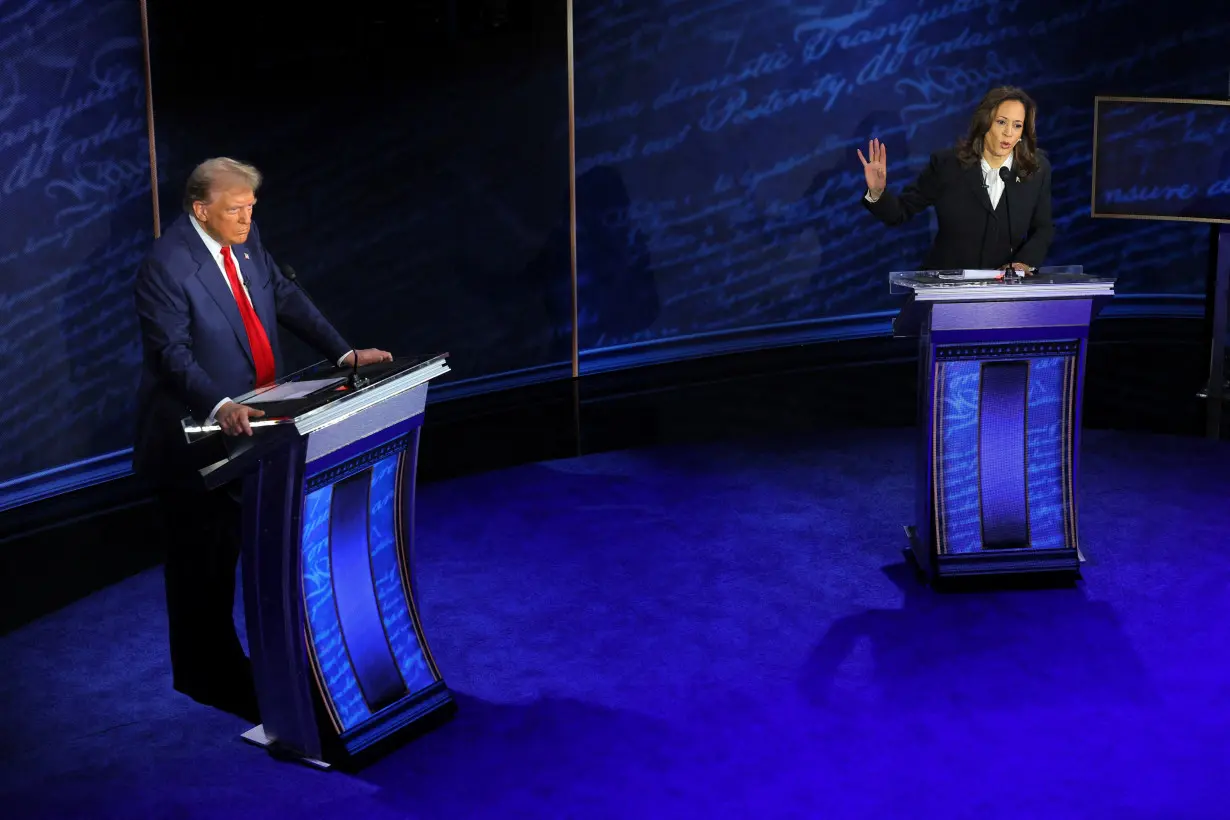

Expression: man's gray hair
xmin=182 ymin=157 xmax=263 ymax=213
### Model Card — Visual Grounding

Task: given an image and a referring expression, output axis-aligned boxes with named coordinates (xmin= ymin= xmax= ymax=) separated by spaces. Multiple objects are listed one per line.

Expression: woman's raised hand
xmin=857 ymin=138 xmax=887 ymax=198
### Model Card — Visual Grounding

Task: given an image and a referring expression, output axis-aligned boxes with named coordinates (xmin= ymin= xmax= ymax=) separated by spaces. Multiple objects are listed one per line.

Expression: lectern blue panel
xmin=1025 ymin=357 xmax=1070 ymax=551
xmin=302 ymin=484 xmax=371 ymax=731
xmin=330 ymin=471 xmax=406 ymax=712
xmin=301 ymin=447 xmax=438 ymax=736
xmin=936 ymin=360 xmax=982 ymax=554
xmin=978 ymin=362 xmax=1030 ymax=549
xmin=369 ymin=456 xmax=434 ymax=692
xmin=935 ymin=351 xmax=1076 ymax=555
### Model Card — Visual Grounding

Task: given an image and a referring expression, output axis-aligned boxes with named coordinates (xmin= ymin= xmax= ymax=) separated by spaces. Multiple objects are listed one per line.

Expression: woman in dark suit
xmin=858 ymin=86 xmax=1054 ymax=272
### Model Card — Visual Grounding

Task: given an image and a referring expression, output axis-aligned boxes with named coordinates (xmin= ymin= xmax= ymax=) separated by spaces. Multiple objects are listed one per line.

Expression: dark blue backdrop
xmin=3 ymin=0 xmax=1227 ymax=507
xmin=0 ymin=0 xmax=152 ymax=497
xmin=142 ymin=1 xmax=575 ymax=401
xmin=572 ymin=0 xmax=1229 ymax=370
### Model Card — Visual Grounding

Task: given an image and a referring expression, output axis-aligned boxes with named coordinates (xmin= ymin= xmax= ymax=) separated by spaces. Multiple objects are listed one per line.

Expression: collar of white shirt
xmin=981 ymin=152 xmax=1015 ymax=180
xmin=190 ymin=215 xmax=255 ymax=313
xmin=189 ymin=216 xmax=233 ymax=271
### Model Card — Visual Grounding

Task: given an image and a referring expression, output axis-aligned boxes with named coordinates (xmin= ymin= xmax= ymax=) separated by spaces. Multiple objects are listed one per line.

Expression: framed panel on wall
xmin=1092 ymin=96 xmax=1230 ymax=225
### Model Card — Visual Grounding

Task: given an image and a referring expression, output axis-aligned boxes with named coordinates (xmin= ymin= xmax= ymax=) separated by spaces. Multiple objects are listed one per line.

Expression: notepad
xmin=935 ymin=269 xmax=1004 ymax=280
xmin=247 ymin=377 xmax=346 ymax=404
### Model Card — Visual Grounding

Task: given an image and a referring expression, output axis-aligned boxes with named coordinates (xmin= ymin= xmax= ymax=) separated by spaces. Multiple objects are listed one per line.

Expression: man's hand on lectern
xmin=343 ymin=348 xmax=394 ymax=368
xmin=216 ymin=401 xmax=265 ymax=436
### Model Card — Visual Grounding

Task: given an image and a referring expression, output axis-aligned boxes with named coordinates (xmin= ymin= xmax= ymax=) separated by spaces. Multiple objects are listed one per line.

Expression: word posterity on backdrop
xmin=1094 ymin=98 xmax=1230 ymax=223
xmin=571 ymin=0 xmax=1228 ymax=365
xmin=0 ymin=1 xmax=152 ymax=492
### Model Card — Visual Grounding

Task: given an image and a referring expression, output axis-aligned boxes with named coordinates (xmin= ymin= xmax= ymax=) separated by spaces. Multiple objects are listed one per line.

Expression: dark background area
xmin=143 ymin=0 xmax=575 ymax=390
xmin=3 ymin=0 xmax=1225 ymax=491
xmin=1 ymin=1 xmax=1226 ymax=631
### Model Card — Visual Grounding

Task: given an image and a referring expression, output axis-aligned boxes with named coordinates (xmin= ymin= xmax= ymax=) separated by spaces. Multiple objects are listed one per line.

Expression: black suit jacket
xmin=132 ymin=214 xmax=352 ymax=490
xmin=862 ymin=147 xmax=1054 ymax=270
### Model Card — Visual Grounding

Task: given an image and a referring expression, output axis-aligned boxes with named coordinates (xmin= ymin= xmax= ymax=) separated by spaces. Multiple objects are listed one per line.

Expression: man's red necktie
xmin=220 ymin=246 xmax=276 ymax=387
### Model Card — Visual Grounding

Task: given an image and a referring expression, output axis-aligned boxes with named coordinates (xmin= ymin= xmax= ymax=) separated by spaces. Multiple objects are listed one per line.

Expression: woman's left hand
xmin=1002 ymin=261 xmax=1033 ymax=275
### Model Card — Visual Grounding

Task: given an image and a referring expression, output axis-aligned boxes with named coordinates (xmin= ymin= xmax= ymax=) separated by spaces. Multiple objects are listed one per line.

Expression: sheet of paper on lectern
xmin=246 ymin=378 xmax=346 ymax=404
xmin=935 ymin=269 xmax=1003 ymax=280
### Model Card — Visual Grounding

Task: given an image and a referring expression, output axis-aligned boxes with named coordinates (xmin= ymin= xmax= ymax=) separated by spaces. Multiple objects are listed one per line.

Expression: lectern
xmin=890 ymin=268 xmax=1115 ymax=580
xmin=183 ymin=354 xmax=454 ymax=767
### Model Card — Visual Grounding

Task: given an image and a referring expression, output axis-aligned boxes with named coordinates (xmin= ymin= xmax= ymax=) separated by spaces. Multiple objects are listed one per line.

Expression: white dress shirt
xmin=980 ymin=151 xmax=1014 ymax=210
xmin=189 ymin=217 xmax=351 ymax=422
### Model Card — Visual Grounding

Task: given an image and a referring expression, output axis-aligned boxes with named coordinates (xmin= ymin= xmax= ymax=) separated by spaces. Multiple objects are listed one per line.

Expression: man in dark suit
xmin=857 ymin=86 xmax=1054 ymax=272
xmin=134 ymin=157 xmax=391 ymax=722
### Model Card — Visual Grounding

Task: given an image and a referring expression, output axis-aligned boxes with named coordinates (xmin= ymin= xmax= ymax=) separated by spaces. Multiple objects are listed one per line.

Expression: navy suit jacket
xmin=133 ymin=213 xmax=350 ymax=487
xmin=862 ymin=147 xmax=1054 ymax=270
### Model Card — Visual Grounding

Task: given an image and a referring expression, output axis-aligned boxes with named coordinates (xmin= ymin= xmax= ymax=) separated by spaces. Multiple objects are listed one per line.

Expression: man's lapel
xmin=180 ymin=217 xmax=255 ymax=368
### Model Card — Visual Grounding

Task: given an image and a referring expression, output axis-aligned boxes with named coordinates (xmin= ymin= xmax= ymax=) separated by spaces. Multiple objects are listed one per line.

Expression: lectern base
xmin=903 ymin=525 xmax=1082 ymax=582
xmin=240 ymin=724 xmax=331 ymax=770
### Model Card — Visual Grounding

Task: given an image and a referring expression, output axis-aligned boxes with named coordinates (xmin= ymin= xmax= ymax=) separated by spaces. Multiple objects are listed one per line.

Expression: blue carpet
xmin=2 ymin=429 xmax=1227 ymax=819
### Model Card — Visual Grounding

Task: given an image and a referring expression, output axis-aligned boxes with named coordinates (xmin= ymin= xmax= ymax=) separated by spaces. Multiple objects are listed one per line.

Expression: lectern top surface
xmin=889 ymin=266 xmax=1116 ymax=300
xmin=180 ymin=353 xmax=449 ymax=440
xmin=236 ymin=354 xmax=446 ymax=415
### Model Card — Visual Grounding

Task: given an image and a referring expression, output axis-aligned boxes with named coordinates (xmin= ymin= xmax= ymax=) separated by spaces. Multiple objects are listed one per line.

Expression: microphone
xmin=281 ymin=264 xmax=368 ymax=390
xmin=998 ymin=165 xmax=1015 ymax=268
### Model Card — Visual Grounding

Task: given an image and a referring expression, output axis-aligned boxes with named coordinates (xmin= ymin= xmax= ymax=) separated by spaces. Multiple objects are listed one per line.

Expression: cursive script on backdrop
xmin=0 ymin=0 xmax=153 ymax=488
xmin=571 ymin=0 xmax=1228 ymax=355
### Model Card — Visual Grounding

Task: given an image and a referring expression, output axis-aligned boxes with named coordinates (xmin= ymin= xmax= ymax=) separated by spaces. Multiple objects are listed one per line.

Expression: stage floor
xmin=2 ymin=428 xmax=1227 ymax=819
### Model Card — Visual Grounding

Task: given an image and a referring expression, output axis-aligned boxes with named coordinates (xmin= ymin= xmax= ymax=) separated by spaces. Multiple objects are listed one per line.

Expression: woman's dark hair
xmin=955 ymin=86 xmax=1040 ymax=178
